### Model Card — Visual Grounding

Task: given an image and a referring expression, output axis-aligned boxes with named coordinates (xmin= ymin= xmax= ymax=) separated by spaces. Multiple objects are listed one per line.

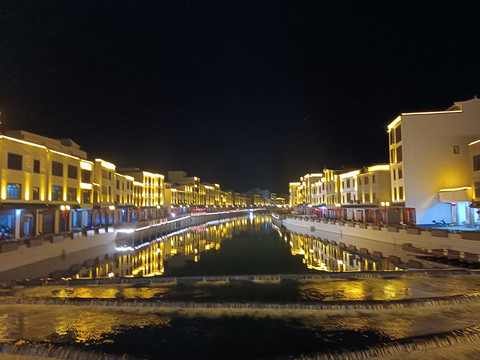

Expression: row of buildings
xmin=289 ymin=98 xmax=480 ymax=227
xmin=0 ymin=130 xmax=276 ymax=240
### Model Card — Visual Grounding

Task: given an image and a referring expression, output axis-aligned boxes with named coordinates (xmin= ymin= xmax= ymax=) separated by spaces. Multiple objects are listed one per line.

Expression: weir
xmin=302 ymin=325 xmax=480 ymax=360
xmin=3 ymin=291 xmax=480 ymax=311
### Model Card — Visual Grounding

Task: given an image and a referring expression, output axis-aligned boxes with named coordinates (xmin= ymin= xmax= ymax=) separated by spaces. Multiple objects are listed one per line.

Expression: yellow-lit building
xmin=120 ymin=168 xmax=165 ymax=220
xmin=289 ymin=182 xmax=301 ymax=207
xmin=0 ymin=130 xmax=93 ymax=237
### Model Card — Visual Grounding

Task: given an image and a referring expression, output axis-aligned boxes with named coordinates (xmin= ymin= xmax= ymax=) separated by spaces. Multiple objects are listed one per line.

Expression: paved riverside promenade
xmin=0 ymin=210 xmax=255 ymax=281
xmin=279 ymin=216 xmax=480 ymax=264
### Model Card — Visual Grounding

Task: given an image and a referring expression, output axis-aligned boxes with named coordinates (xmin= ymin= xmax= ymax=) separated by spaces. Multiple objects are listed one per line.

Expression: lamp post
xmin=60 ymin=205 xmax=71 ymax=232
xmin=381 ymin=202 xmax=390 ymax=226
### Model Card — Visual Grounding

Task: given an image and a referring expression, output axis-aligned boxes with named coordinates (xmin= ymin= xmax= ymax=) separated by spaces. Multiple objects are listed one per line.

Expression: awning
xmin=438 ymin=187 xmax=472 ymax=202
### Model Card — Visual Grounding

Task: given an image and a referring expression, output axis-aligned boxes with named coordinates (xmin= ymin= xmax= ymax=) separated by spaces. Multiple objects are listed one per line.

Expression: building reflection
xmin=74 ymin=214 xmax=400 ymax=279
xmin=281 ymin=230 xmax=401 ymax=272
xmin=76 ymin=215 xmax=270 ymax=279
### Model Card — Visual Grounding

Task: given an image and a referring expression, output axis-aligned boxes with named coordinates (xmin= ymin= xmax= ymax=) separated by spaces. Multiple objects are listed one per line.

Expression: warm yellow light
xmin=1 ymin=187 xmax=5 ymax=200
xmin=468 ymin=139 xmax=480 ymax=146
xmin=49 ymin=149 xmax=81 ymax=160
xmin=438 ymin=186 xmax=472 ymax=192
xmin=96 ymin=159 xmax=116 ymax=170
xmin=367 ymin=165 xmax=390 ymax=172
xmin=339 ymin=170 xmax=360 ymax=179
xmin=80 ymin=161 xmax=93 ymax=171
xmin=80 ymin=183 xmax=92 ymax=190
xmin=143 ymin=171 xmax=164 ymax=178
xmin=387 ymin=116 xmax=401 ymax=131
xmin=0 ymin=135 xmax=47 ymax=149
xmin=401 ymin=109 xmax=462 ymax=116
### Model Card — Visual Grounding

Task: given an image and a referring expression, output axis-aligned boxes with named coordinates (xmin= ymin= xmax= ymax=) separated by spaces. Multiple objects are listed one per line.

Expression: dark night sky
xmin=1 ymin=1 xmax=479 ymax=194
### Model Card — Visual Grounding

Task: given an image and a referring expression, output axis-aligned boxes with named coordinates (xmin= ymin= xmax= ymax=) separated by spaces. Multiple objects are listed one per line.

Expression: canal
xmin=2 ymin=213 xmax=480 ymax=359
xmin=65 ymin=213 xmax=404 ymax=280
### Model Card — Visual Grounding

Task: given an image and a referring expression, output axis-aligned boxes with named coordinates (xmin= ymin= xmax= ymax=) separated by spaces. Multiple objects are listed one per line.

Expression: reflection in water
xmin=283 ymin=230 xmax=401 ymax=272
xmin=78 ymin=216 xmax=274 ymax=279
xmin=2 ymin=302 xmax=480 ymax=359
xmin=75 ymin=215 xmax=402 ymax=280
xmin=4 ymin=274 xmax=480 ymax=359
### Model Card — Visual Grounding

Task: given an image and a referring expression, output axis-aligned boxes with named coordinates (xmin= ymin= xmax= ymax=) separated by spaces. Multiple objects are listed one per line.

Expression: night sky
xmin=1 ymin=1 xmax=479 ymax=194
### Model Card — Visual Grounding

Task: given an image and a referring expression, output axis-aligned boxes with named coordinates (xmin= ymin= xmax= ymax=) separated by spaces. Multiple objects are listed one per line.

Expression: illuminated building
xmin=167 ymin=171 xmax=200 ymax=205
xmin=467 ymin=139 xmax=480 ymax=225
xmin=387 ymin=97 xmax=480 ymax=224
xmin=289 ymin=182 xmax=301 ymax=207
xmin=339 ymin=166 xmax=391 ymax=222
xmin=0 ymin=130 xmax=93 ymax=237
xmin=119 ymin=168 xmax=165 ymax=220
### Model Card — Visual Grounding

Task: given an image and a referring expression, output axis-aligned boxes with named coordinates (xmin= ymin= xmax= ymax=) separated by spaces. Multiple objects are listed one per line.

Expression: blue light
xmin=16 ymin=209 xmax=21 ymax=216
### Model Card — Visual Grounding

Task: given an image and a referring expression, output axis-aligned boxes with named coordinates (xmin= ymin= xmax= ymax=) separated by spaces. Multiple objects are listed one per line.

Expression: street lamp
xmin=381 ymin=202 xmax=390 ymax=226
xmin=60 ymin=205 xmax=71 ymax=232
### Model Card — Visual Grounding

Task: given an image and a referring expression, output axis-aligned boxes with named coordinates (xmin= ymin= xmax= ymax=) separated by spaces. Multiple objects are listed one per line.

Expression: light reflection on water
xmin=2 ymin=302 xmax=480 ymax=359
xmin=4 ymin=275 xmax=480 ymax=302
xmin=77 ymin=214 xmax=402 ymax=280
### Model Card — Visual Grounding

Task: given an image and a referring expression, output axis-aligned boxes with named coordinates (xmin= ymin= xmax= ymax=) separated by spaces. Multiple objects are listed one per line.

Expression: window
xmin=453 ymin=145 xmax=460 ymax=154
xmin=52 ymin=161 xmax=63 ymax=177
xmin=364 ymin=177 xmax=369 ymax=185
xmin=68 ymin=165 xmax=78 ymax=179
xmin=346 ymin=179 xmax=350 ymax=188
xmin=82 ymin=189 xmax=92 ymax=203
xmin=395 ymin=125 xmax=402 ymax=143
xmin=102 ymin=170 xmax=108 ymax=179
xmin=7 ymin=183 xmax=21 ymax=199
xmin=116 ymin=194 xmax=120 ymax=203
xmin=7 ymin=153 xmax=22 ymax=171
xmin=116 ymin=180 xmax=120 ymax=190
xmin=393 ymin=187 xmax=397 ymax=201
xmin=109 ymin=172 xmax=112 ymax=180
xmin=33 ymin=160 xmax=40 ymax=173
xmin=108 ymin=186 xmax=111 ymax=196
xmin=396 ymin=146 xmax=403 ymax=162
xmin=398 ymin=166 xmax=403 ymax=179
xmin=476 ymin=182 xmax=480 ymax=198
xmin=389 ymin=131 xmax=394 ymax=146
xmin=67 ymin=187 xmax=77 ymax=201
xmin=390 ymin=149 xmax=395 ymax=163
xmin=372 ymin=193 xmax=377 ymax=203
xmin=81 ymin=170 xmax=91 ymax=183
xmin=102 ymin=186 xmax=107 ymax=195
xmin=474 ymin=155 xmax=480 ymax=171
xmin=358 ymin=178 xmax=362 ymax=186
xmin=399 ymin=186 xmax=404 ymax=200
xmin=372 ymin=175 xmax=376 ymax=184
xmin=32 ymin=187 xmax=40 ymax=200
xmin=393 ymin=169 xmax=396 ymax=180
xmin=51 ymin=185 xmax=63 ymax=201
